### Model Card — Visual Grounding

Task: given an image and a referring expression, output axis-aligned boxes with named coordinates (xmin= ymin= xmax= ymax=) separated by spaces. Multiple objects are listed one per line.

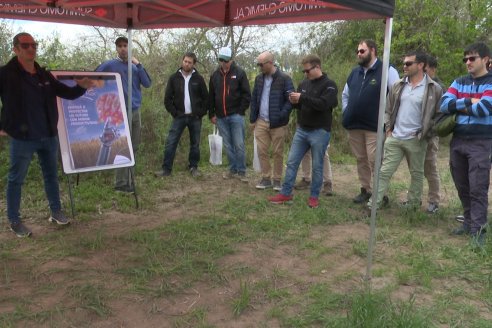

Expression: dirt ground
xmin=0 ymin=152 xmax=486 ymax=327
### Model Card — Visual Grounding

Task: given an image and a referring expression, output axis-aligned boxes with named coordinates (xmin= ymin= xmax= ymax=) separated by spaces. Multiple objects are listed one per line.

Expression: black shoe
xmin=455 ymin=215 xmax=465 ymax=223
xmin=155 ymin=169 xmax=171 ymax=177
xmin=451 ymin=225 xmax=471 ymax=236
xmin=382 ymin=195 xmax=389 ymax=208
xmin=49 ymin=211 xmax=71 ymax=225
xmin=115 ymin=185 xmax=135 ymax=194
xmin=10 ymin=221 xmax=32 ymax=238
xmin=353 ymin=188 xmax=371 ymax=204
xmin=470 ymin=231 xmax=486 ymax=249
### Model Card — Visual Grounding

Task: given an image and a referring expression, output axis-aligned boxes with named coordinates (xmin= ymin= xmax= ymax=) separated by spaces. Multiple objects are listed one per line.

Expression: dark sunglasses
xmin=256 ymin=61 xmax=271 ymax=67
xmin=219 ymin=58 xmax=230 ymax=63
xmin=462 ymin=55 xmax=480 ymax=63
xmin=356 ymin=49 xmax=367 ymax=54
xmin=19 ymin=42 xmax=38 ymax=50
xmin=302 ymin=66 xmax=316 ymax=74
xmin=403 ymin=61 xmax=417 ymax=67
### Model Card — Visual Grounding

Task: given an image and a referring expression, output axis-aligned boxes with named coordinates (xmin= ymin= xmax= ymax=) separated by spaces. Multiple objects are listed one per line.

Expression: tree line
xmin=0 ymin=0 xmax=490 ymax=166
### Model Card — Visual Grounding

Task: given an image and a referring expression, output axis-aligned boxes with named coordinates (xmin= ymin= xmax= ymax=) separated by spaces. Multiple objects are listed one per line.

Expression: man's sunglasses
xmin=302 ymin=66 xmax=316 ymax=74
xmin=18 ymin=42 xmax=38 ymax=50
xmin=403 ymin=61 xmax=417 ymax=67
xmin=219 ymin=58 xmax=230 ymax=63
xmin=256 ymin=61 xmax=271 ymax=67
xmin=356 ymin=49 xmax=367 ymax=54
xmin=462 ymin=55 xmax=480 ymax=63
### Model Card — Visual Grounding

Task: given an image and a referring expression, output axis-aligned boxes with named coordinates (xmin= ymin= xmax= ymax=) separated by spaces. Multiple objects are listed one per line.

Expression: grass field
xmin=1 ymin=137 xmax=492 ymax=327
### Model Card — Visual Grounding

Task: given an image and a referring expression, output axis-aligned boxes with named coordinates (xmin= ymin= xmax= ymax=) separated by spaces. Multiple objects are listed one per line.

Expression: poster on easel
xmin=52 ymin=71 xmax=135 ymax=174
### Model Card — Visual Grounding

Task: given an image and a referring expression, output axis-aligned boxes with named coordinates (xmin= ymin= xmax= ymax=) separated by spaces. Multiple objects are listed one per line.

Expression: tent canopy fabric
xmin=0 ymin=1 xmax=394 ymax=29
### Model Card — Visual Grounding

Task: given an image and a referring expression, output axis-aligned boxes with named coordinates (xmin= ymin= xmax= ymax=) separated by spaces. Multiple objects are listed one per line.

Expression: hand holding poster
xmin=52 ymin=71 xmax=135 ymax=174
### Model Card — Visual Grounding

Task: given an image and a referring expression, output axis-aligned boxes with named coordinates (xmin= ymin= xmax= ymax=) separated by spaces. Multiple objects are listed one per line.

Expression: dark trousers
xmin=450 ymin=137 xmax=492 ymax=234
xmin=162 ymin=115 xmax=202 ymax=171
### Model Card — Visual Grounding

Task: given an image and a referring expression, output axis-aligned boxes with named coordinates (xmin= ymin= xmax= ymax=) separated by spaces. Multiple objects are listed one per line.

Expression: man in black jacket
xmin=0 ymin=32 xmax=94 ymax=237
xmin=209 ymin=47 xmax=251 ymax=181
xmin=268 ymin=54 xmax=338 ymax=208
xmin=157 ymin=52 xmax=208 ymax=177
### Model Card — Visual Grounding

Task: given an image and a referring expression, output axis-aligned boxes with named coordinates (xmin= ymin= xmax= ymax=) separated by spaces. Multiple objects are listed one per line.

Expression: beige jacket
xmin=385 ymin=75 xmax=443 ymax=140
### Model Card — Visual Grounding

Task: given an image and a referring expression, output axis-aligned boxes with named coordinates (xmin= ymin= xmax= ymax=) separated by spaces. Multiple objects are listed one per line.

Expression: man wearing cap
xmin=96 ymin=36 xmax=152 ymax=193
xmin=209 ymin=46 xmax=251 ymax=180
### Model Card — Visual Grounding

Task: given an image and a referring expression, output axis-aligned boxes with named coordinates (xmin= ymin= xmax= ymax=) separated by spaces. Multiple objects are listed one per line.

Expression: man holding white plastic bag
xmin=250 ymin=51 xmax=294 ymax=191
xmin=209 ymin=46 xmax=251 ymax=181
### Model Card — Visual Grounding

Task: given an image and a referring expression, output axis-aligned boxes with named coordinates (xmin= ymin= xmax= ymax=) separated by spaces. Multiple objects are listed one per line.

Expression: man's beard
xmin=358 ymin=53 xmax=372 ymax=67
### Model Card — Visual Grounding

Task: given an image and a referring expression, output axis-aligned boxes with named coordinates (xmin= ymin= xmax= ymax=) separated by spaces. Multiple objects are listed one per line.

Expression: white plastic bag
xmin=208 ymin=127 xmax=223 ymax=165
xmin=253 ymin=132 xmax=261 ymax=172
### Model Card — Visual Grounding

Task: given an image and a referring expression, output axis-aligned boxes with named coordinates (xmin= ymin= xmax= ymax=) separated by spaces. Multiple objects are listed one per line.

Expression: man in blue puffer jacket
xmin=250 ymin=51 xmax=294 ymax=191
xmin=440 ymin=42 xmax=492 ymax=248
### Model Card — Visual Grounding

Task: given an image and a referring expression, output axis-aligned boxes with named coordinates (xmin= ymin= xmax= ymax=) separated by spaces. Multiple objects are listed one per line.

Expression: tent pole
xmin=365 ymin=17 xmax=393 ymax=287
xmin=127 ymin=28 xmax=133 ymax=131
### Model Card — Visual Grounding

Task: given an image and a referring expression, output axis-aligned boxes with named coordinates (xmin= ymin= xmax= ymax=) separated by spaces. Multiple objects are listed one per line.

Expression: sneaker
xmin=323 ymin=182 xmax=333 ymax=196
xmin=10 ymin=221 xmax=32 ymax=238
xmin=190 ymin=167 xmax=201 ymax=178
xmin=268 ymin=193 xmax=293 ymax=204
xmin=115 ymin=185 xmax=135 ymax=194
xmin=400 ymin=200 xmax=422 ymax=209
xmin=273 ymin=180 xmax=282 ymax=191
xmin=237 ymin=172 xmax=248 ymax=183
xmin=426 ymin=202 xmax=439 ymax=214
xmin=294 ymin=178 xmax=310 ymax=190
xmin=255 ymin=178 xmax=272 ymax=190
xmin=308 ymin=196 xmax=319 ymax=208
xmin=49 ymin=211 xmax=71 ymax=225
xmin=155 ymin=169 xmax=171 ymax=177
xmin=353 ymin=188 xmax=371 ymax=204
xmin=451 ymin=225 xmax=471 ymax=236
xmin=455 ymin=215 xmax=465 ymax=223
xmin=223 ymin=171 xmax=236 ymax=179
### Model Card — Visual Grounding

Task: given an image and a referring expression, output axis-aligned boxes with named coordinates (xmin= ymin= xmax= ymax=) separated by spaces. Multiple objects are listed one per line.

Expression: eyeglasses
xmin=256 ymin=61 xmax=271 ymax=67
xmin=219 ymin=58 xmax=230 ymax=63
xmin=356 ymin=49 xmax=367 ymax=54
xmin=462 ymin=55 xmax=480 ymax=63
xmin=18 ymin=42 xmax=38 ymax=50
xmin=403 ymin=61 xmax=417 ymax=67
xmin=302 ymin=66 xmax=316 ymax=74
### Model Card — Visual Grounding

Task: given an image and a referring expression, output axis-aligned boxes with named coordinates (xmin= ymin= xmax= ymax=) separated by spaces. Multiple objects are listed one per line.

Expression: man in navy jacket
xmin=342 ymin=39 xmax=399 ymax=204
xmin=250 ymin=51 xmax=294 ymax=191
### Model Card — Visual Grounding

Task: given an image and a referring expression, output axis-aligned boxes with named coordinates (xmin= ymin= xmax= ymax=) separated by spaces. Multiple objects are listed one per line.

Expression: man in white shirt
xmin=157 ymin=52 xmax=208 ymax=177
xmin=368 ymin=51 xmax=442 ymax=210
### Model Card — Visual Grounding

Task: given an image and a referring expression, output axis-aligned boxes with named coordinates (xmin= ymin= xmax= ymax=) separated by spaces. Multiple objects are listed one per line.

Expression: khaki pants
xmin=300 ymin=145 xmax=332 ymax=184
xmin=254 ymin=119 xmax=287 ymax=180
xmin=424 ymin=136 xmax=440 ymax=204
xmin=348 ymin=129 xmax=377 ymax=192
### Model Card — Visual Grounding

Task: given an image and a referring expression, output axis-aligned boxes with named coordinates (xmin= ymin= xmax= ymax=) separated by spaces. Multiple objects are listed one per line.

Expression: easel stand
xmin=65 ymin=167 xmax=139 ymax=219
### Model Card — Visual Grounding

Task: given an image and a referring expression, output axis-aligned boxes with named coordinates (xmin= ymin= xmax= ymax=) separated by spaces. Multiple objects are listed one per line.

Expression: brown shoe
xmin=323 ymin=181 xmax=333 ymax=196
xmin=294 ymin=178 xmax=310 ymax=190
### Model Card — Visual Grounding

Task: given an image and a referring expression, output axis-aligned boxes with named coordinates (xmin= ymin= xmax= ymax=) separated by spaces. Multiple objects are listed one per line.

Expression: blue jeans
xmin=162 ymin=115 xmax=202 ymax=171
xmin=281 ymin=128 xmax=331 ymax=197
xmin=7 ymin=137 xmax=61 ymax=224
xmin=216 ymin=114 xmax=246 ymax=174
